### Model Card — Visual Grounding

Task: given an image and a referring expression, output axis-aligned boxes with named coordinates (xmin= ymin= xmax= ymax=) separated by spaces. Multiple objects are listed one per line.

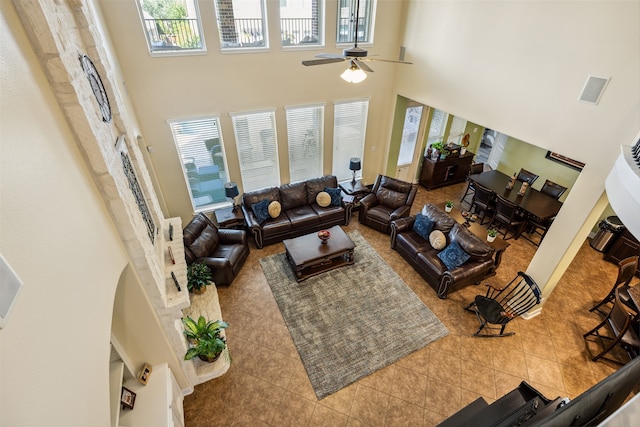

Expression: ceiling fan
xmin=302 ymin=0 xmax=411 ymax=82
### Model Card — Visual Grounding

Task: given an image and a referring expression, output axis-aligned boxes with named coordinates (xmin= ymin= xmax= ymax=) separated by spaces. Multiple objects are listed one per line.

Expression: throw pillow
xmin=412 ymin=214 xmax=434 ymax=241
xmin=251 ymin=199 xmax=271 ymax=224
xmin=268 ymin=201 xmax=281 ymax=218
xmin=316 ymin=191 xmax=331 ymax=208
xmin=429 ymin=230 xmax=447 ymax=250
xmin=437 ymin=241 xmax=471 ymax=270
xmin=324 ymin=187 xmax=343 ymax=207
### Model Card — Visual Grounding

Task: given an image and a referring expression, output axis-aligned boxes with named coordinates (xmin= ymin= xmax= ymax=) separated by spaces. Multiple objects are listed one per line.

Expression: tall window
xmin=336 ymin=0 xmax=374 ymax=45
xmin=447 ymin=116 xmax=467 ymax=146
xmin=280 ymin=0 xmax=323 ymax=47
xmin=332 ymin=99 xmax=369 ymax=182
xmin=286 ymin=104 xmax=325 ymax=182
xmin=425 ymin=108 xmax=448 ymax=154
xmin=136 ymin=0 xmax=205 ymax=54
xmin=214 ymin=0 xmax=268 ymax=50
xmin=231 ymin=109 xmax=280 ymax=191
xmin=168 ymin=117 xmax=229 ymax=212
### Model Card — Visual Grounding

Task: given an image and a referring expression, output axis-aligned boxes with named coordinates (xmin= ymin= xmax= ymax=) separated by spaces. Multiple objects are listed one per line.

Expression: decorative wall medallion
xmin=79 ymin=54 xmax=111 ymax=123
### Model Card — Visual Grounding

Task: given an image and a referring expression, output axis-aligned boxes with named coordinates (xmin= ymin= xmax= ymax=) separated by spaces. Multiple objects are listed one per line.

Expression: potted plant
xmin=431 ymin=141 xmax=445 ymax=160
xmin=487 ymin=228 xmax=498 ymax=242
xmin=182 ymin=315 xmax=230 ymax=363
xmin=187 ymin=262 xmax=212 ymax=294
xmin=445 ymin=201 xmax=454 ymax=213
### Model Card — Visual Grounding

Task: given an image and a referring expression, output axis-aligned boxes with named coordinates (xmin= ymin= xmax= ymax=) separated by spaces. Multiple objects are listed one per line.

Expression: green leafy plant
xmin=431 ymin=141 xmax=445 ymax=152
xmin=488 ymin=228 xmax=498 ymax=238
xmin=187 ymin=262 xmax=212 ymax=293
xmin=182 ymin=315 xmax=230 ymax=363
xmin=446 ymin=201 xmax=454 ymax=208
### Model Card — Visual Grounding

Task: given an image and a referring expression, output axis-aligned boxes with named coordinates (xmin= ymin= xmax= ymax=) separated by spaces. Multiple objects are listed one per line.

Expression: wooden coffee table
xmin=283 ymin=225 xmax=356 ymax=282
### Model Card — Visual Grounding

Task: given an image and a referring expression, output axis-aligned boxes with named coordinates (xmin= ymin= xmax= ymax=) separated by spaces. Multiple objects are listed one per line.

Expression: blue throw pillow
xmin=324 ymin=187 xmax=343 ymax=207
xmin=412 ymin=214 xmax=434 ymax=241
xmin=251 ymin=199 xmax=271 ymax=224
xmin=437 ymin=241 xmax=471 ymax=270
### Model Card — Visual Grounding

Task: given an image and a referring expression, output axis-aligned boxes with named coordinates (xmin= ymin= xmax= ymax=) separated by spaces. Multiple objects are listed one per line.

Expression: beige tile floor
xmin=183 ymin=181 xmax=635 ymax=426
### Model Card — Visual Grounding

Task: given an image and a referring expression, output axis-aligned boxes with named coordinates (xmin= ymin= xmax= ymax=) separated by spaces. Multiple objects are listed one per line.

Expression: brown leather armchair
xmin=183 ymin=213 xmax=249 ymax=286
xmin=359 ymin=175 xmax=418 ymax=234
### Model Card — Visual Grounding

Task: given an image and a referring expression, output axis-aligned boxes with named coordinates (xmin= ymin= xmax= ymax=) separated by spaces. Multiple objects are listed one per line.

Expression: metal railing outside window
xmin=143 ymin=18 xmax=202 ymax=51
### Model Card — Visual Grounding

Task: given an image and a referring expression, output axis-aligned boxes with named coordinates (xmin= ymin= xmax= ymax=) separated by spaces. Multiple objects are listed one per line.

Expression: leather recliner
xmin=183 ymin=213 xmax=249 ymax=286
xmin=359 ymin=175 xmax=418 ymax=234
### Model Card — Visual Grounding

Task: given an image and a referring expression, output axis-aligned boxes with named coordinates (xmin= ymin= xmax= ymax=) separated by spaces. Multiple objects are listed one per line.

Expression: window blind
xmin=332 ymin=99 xmax=369 ymax=182
xmin=425 ymin=108 xmax=448 ymax=154
xmin=230 ymin=109 xmax=280 ymax=191
xmin=168 ymin=116 xmax=228 ymax=211
xmin=447 ymin=116 xmax=467 ymax=145
xmin=285 ymin=104 xmax=324 ymax=183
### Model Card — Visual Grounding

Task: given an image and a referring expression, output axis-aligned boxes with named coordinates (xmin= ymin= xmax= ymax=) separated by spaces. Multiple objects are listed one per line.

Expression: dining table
xmin=469 ymin=170 xmax=563 ymax=221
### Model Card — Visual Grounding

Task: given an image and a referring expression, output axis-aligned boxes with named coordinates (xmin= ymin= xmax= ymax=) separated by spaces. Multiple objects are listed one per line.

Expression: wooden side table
xmin=339 ymin=180 xmax=370 ymax=209
xmin=213 ymin=207 xmax=245 ymax=229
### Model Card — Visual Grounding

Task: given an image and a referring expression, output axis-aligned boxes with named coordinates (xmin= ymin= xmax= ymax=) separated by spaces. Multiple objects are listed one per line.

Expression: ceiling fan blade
xmin=316 ymin=53 xmax=347 ymax=59
xmin=354 ymin=59 xmax=374 ymax=73
xmin=360 ymin=58 xmax=413 ymax=65
xmin=302 ymin=57 xmax=346 ymax=66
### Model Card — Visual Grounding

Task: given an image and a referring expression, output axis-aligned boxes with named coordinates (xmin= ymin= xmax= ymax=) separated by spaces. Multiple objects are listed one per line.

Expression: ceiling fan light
xmin=341 ymin=64 xmax=367 ymax=84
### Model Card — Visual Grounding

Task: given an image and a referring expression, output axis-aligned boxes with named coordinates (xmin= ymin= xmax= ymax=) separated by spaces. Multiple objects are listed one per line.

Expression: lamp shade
xmin=340 ymin=64 xmax=367 ymax=84
xmin=224 ymin=182 xmax=239 ymax=198
xmin=349 ymin=158 xmax=361 ymax=171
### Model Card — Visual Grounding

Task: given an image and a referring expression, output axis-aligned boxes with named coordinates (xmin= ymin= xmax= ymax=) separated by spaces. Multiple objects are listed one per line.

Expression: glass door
xmin=396 ymin=102 xmax=426 ymax=182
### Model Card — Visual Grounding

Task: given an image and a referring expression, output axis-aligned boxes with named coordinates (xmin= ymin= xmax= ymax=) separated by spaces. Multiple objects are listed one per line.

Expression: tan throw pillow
xmin=316 ymin=191 xmax=331 ymax=208
xmin=268 ymin=201 xmax=281 ymax=218
xmin=429 ymin=230 xmax=447 ymax=250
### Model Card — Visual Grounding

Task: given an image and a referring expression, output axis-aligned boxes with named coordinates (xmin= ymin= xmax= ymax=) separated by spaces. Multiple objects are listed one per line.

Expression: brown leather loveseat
xmin=390 ymin=204 xmax=497 ymax=298
xmin=242 ymin=175 xmax=353 ymax=248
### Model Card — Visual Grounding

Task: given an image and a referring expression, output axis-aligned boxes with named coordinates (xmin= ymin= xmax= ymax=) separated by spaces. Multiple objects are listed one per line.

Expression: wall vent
xmin=399 ymin=46 xmax=406 ymax=62
xmin=578 ymin=75 xmax=610 ymax=105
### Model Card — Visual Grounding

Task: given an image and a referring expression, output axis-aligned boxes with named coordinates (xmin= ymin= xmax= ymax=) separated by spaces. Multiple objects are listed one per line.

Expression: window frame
xmin=135 ymin=0 xmax=207 ymax=57
xmin=285 ymin=103 xmax=325 ymax=183
xmin=280 ymin=0 xmax=325 ymax=49
xmin=167 ymin=115 xmax=231 ymax=213
xmin=332 ymin=98 xmax=369 ymax=182
xmin=214 ymin=0 xmax=270 ymax=53
xmin=230 ymin=108 xmax=280 ymax=192
xmin=336 ymin=0 xmax=376 ymax=47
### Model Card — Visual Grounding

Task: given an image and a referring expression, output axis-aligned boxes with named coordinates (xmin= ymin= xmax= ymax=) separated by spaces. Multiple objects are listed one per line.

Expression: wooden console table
xmin=419 ymin=151 xmax=474 ymax=190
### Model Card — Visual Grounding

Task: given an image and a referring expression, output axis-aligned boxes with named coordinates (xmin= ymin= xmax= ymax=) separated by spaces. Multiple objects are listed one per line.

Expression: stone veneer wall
xmin=11 ymin=0 xmax=218 ymax=390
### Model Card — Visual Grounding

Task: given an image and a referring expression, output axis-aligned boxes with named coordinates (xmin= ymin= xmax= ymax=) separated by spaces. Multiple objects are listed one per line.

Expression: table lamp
xmin=224 ymin=182 xmax=240 ymax=211
xmin=349 ymin=158 xmax=361 ymax=186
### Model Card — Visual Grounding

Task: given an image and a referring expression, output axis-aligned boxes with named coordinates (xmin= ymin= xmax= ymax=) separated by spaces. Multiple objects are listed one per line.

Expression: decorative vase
xmin=318 ymin=229 xmax=331 ymax=244
xmin=193 ymin=286 xmax=206 ymax=295
xmin=460 ymin=147 xmax=467 ymax=155
xmin=487 ymin=235 xmax=496 ymax=243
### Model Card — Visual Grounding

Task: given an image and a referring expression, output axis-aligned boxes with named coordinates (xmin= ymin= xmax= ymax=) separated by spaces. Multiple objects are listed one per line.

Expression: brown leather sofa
xmin=390 ymin=204 xmax=497 ymax=298
xmin=359 ymin=175 xmax=418 ymax=234
xmin=242 ymin=175 xmax=353 ymax=248
xmin=183 ymin=213 xmax=250 ymax=286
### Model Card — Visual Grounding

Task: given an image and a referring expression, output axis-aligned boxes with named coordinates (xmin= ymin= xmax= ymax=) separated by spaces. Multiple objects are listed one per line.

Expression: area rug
xmin=259 ymin=231 xmax=449 ymax=399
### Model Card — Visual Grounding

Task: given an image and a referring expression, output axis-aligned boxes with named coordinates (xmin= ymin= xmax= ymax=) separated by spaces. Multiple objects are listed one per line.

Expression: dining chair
xmin=540 ymin=179 xmax=567 ymax=200
xmin=522 ymin=214 xmax=553 ymax=247
xmin=459 ymin=162 xmax=485 ymax=208
xmin=469 ymin=182 xmax=495 ymax=225
xmin=465 ymin=271 xmax=541 ymax=337
xmin=516 ymin=168 xmax=539 ymax=185
xmin=489 ymin=195 xmax=526 ymax=240
xmin=589 ymin=256 xmax=639 ymax=314
xmin=583 ymin=290 xmax=640 ymax=365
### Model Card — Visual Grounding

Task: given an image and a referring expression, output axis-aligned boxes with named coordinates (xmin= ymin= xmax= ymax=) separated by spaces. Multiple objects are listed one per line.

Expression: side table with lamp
xmin=339 ymin=157 xmax=370 ymax=208
xmin=213 ymin=182 xmax=246 ymax=229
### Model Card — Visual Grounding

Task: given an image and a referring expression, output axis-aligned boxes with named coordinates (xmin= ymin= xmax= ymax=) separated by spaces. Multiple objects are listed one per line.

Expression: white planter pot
xmin=445 ymin=206 xmax=453 ymax=213
xmin=460 ymin=147 xmax=467 ymax=155
xmin=487 ymin=235 xmax=496 ymax=243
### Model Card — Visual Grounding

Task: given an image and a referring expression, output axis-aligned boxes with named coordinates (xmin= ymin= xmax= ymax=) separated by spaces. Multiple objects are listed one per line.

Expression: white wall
xmin=0 ymin=2 xmax=128 ymax=425
xmin=98 ymin=0 xmax=407 ymax=224
xmin=395 ymin=0 xmax=640 ymax=293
